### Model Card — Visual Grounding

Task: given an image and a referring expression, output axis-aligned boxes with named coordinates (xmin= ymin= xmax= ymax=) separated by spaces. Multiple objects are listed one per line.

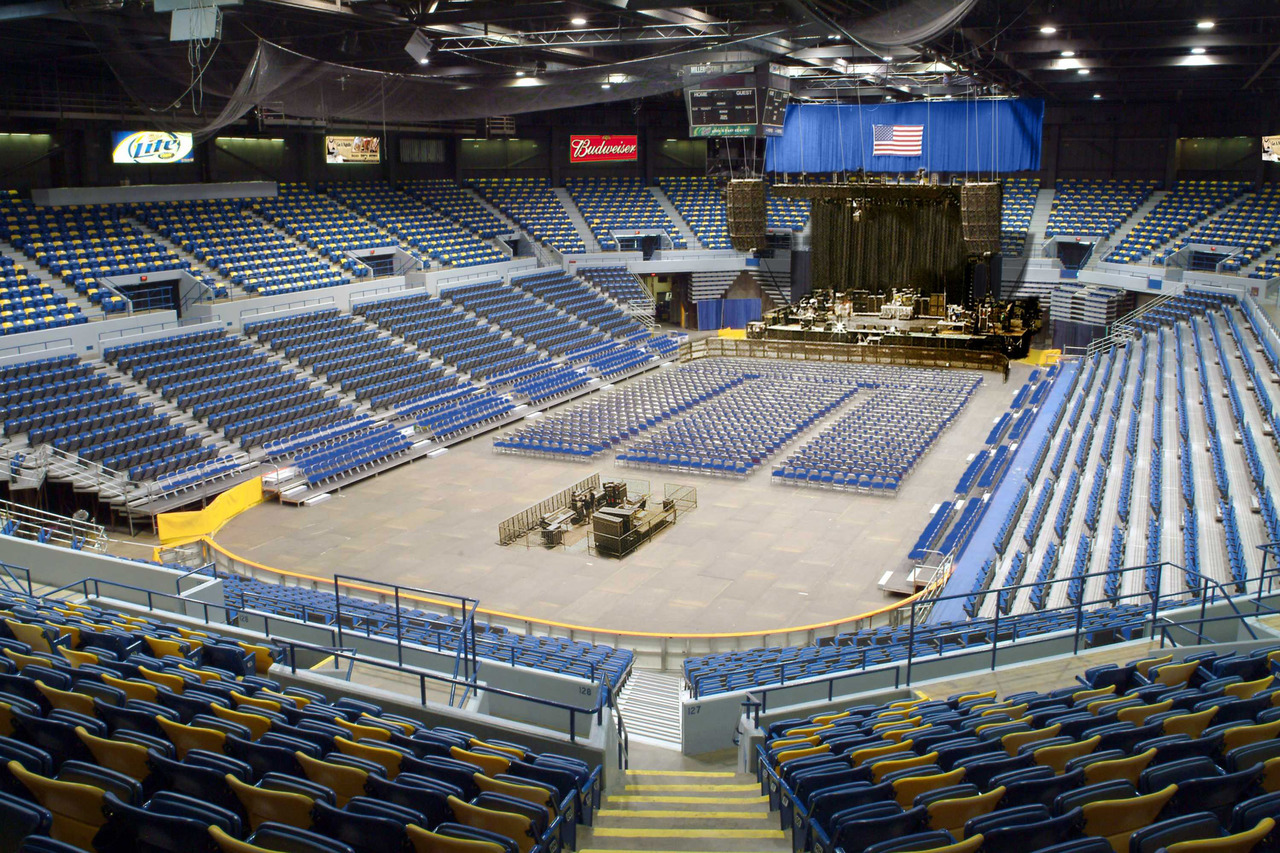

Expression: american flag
xmin=872 ymin=124 xmax=924 ymax=156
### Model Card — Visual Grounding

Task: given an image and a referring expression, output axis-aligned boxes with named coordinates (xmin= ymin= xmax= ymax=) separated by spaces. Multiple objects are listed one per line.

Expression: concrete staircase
xmin=580 ymin=768 xmax=786 ymax=853
xmin=615 ymin=669 xmax=683 ymax=748
xmin=647 ymin=187 xmax=703 ymax=250
xmin=1025 ymin=187 xmax=1057 ymax=254
xmin=1085 ymin=191 xmax=1166 ymax=268
xmin=553 ymin=188 xmax=602 ymax=252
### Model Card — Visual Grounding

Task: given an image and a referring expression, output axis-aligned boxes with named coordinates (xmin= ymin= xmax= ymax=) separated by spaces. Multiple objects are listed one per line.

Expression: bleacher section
xmin=1001 ymin=177 xmax=1040 ymax=256
xmin=1 ymin=194 xmax=186 ymax=313
xmin=468 ymin=178 xmax=586 ymax=255
xmin=104 ymin=329 xmax=350 ymax=450
xmin=401 ymin=180 xmax=507 ymax=239
xmin=0 ymin=353 xmax=229 ymax=484
xmin=512 ymin=271 xmax=647 ymax=340
xmin=442 ymin=280 xmax=609 ymax=359
xmin=683 ymin=290 xmax=1280 ymax=697
xmin=353 ymin=290 xmax=543 ymax=383
xmin=0 ymin=585 xmax=605 ymax=853
xmin=760 ymin=647 xmax=1280 ymax=853
xmin=222 ymin=575 xmax=632 ymax=683
xmin=656 ymin=177 xmax=731 ymax=249
xmin=244 ymin=309 xmax=472 ymax=412
xmin=254 ymin=184 xmax=390 ymax=275
xmin=136 ymin=199 xmax=349 ymax=298
xmin=1104 ymin=180 xmax=1249 ymax=265
xmin=773 ymin=373 xmax=982 ymax=492
xmin=1178 ymin=185 xmax=1280 ymax=273
xmin=0 ymin=254 xmax=86 ymax=335
xmin=1045 ymin=179 xmax=1158 ymax=239
xmin=564 ymin=178 xmax=684 ymax=251
xmin=576 ymin=267 xmax=647 ymax=308
xmin=766 ymin=187 xmax=810 ymax=232
xmin=325 ymin=184 xmax=506 ymax=268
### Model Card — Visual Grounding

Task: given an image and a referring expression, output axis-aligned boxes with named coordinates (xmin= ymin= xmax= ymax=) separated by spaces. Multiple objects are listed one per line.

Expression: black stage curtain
xmin=811 ymin=187 xmax=968 ymax=300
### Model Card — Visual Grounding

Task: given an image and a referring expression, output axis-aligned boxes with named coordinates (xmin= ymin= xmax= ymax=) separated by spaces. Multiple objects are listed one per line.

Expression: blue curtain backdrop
xmin=697 ymin=298 xmax=762 ymax=331
xmin=764 ymin=98 xmax=1044 ymax=174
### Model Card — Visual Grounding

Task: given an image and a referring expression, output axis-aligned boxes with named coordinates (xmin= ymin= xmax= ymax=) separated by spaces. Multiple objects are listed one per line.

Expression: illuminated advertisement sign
xmin=569 ymin=134 xmax=638 ymax=163
xmin=112 ymin=131 xmax=195 ymax=164
xmin=326 ymin=136 xmax=381 ymax=163
xmin=1264 ymin=135 xmax=1280 ymax=163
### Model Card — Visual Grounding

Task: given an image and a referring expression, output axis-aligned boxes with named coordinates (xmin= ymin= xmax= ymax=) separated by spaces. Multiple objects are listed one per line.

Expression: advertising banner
xmin=112 ymin=131 xmax=195 ymax=164
xmin=569 ymin=134 xmax=638 ymax=163
xmin=326 ymin=136 xmax=382 ymax=163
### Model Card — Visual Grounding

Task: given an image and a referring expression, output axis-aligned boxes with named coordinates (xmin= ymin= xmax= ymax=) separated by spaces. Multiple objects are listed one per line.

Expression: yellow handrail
xmin=200 ymin=535 xmax=953 ymax=642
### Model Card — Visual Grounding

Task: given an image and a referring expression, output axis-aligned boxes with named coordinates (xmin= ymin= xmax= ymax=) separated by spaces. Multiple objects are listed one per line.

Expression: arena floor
xmin=214 ymin=358 xmax=1036 ymax=635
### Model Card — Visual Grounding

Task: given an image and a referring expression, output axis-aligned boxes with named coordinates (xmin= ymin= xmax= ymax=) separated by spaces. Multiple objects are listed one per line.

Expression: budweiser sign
xmin=569 ymin=134 xmax=638 ymax=163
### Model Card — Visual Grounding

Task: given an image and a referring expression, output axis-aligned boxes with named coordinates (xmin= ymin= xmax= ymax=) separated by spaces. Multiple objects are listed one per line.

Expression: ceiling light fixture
xmin=515 ymin=70 xmax=525 ymax=77
xmin=1197 ymin=20 xmax=1215 ymax=29
xmin=1077 ymin=68 xmax=1090 ymax=75
xmin=1191 ymin=47 xmax=1206 ymax=54
xmin=570 ymin=16 xmax=587 ymax=26
xmin=1040 ymin=25 xmax=1057 ymax=34
xmin=883 ymin=55 xmax=893 ymax=61
xmin=1092 ymin=93 xmax=1101 ymax=99
xmin=1061 ymin=50 xmax=1075 ymax=57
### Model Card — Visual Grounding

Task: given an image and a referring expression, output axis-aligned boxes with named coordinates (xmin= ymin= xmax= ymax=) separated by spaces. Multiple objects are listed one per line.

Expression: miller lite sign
xmin=112 ymin=131 xmax=195 ymax=164
xmin=569 ymin=135 xmax=638 ymax=164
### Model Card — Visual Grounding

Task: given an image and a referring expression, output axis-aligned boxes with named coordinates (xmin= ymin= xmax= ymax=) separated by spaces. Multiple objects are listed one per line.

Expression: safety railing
xmin=0 ymin=563 xmax=33 ymax=595
xmin=0 ymin=498 xmax=107 ymax=551
xmin=497 ymin=472 xmax=603 ymax=545
xmin=697 ymin=552 xmax=1280 ymax=705
xmin=27 ymin=571 xmax=621 ymax=745
xmin=330 ymin=575 xmax=480 ymax=707
xmin=680 ymin=337 xmax=1011 ymax=375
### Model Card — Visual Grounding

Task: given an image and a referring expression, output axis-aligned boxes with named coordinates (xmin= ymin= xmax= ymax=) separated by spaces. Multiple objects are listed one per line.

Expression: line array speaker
xmin=960 ymin=182 xmax=1003 ymax=256
xmin=725 ymin=179 xmax=767 ymax=253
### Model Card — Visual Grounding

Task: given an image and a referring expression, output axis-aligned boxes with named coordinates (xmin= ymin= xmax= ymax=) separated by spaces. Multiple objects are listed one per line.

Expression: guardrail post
xmin=991 ymin=607 xmax=1000 ymax=671
xmin=394 ymin=587 xmax=403 ymax=668
xmin=905 ymin=600 xmax=917 ymax=686
xmin=1199 ymin=575 xmax=1209 ymax=645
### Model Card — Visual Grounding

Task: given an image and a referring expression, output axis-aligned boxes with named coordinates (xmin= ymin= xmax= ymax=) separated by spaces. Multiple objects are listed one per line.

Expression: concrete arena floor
xmin=215 ymin=359 xmax=1034 ymax=635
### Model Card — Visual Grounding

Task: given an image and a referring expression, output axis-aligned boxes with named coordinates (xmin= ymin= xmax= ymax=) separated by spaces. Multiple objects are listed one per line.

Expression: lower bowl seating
xmin=760 ymin=647 xmax=1280 ymax=853
xmin=0 ymin=588 xmax=603 ymax=853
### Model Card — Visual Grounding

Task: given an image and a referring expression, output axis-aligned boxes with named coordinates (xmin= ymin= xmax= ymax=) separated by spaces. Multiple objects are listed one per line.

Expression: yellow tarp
xmin=718 ymin=328 xmax=747 ymax=340
xmin=156 ymin=476 xmax=264 ymax=545
xmin=1022 ymin=348 xmax=1062 ymax=367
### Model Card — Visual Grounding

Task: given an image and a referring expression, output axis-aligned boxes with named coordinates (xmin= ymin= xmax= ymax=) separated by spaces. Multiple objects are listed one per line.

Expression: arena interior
xmin=7 ymin=1 xmax=1280 ymax=851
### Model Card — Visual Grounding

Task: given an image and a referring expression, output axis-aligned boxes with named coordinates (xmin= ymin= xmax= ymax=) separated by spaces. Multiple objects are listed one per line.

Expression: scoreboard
xmin=687 ymin=88 xmax=759 ymax=138
xmin=761 ymin=89 xmax=790 ymax=136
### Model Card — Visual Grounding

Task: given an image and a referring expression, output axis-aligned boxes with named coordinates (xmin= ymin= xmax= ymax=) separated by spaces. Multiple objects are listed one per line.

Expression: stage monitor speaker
xmin=726 ymin=179 xmax=767 ymax=253
xmin=961 ymin=182 xmax=1003 ymax=256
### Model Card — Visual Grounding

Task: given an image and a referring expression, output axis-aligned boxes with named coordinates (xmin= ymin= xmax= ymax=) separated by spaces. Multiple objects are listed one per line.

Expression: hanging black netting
xmin=76 ymin=0 xmax=982 ymax=138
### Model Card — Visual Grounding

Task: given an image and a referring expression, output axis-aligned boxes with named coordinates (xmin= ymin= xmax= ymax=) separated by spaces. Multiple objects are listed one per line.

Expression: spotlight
xmin=570 ymin=16 xmax=587 ymax=25
xmin=515 ymin=70 xmax=525 ymax=77
xmin=883 ymin=55 xmax=893 ymax=61
xmin=1061 ymin=50 xmax=1075 ymax=57
xmin=1039 ymin=25 xmax=1057 ymax=34
xmin=1092 ymin=93 xmax=1101 ymax=99
xmin=601 ymin=83 xmax=611 ymax=89
xmin=1191 ymin=47 xmax=1206 ymax=54
xmin=1077 ymin=68 xmax=1090 ymax=75
xmin=1197 ymin=20 xmax=1215 ymax=29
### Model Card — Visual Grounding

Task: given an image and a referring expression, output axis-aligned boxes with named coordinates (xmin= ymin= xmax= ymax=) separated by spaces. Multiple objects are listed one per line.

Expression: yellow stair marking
xmin=624 ymin=783 xmax=759 ymax=792
xmin=579 ymin=850 xmax=773 ymax=853
xmin=591 ymin=828 xmax=785 ymax=839
xmin=595 ymin=809 xmax=771 ymax=820
xmin=608 ymin=795 xmax=770 ymax=805
xmin=624 ymin=770 xmax=738 ymax=778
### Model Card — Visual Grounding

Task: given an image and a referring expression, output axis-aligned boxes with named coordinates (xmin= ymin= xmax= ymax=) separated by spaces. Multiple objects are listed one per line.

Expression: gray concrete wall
xmin=33 ymin=182 xmax=277 ymax=206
